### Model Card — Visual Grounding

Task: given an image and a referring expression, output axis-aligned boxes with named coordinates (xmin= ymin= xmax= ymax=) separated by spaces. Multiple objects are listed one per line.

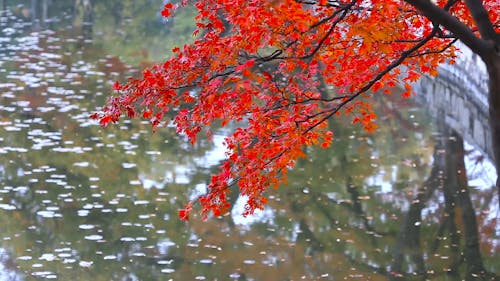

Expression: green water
xmin=0 ymin=1 xmax=498 ymax=280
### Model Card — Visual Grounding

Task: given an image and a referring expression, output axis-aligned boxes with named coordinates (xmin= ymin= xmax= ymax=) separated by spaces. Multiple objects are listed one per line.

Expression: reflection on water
xmin=0 ymin=1 xmax=498 ymax=280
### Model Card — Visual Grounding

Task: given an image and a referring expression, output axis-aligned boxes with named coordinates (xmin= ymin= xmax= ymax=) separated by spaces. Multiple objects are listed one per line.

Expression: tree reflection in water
xmin=278 ymin=98 xmax=498 ymax=280
xmin=391 ymin=122 xmax=496 ymax=280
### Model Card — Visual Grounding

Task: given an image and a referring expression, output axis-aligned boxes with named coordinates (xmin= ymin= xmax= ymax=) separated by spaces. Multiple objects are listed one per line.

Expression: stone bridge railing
xmin=412 ymin=42 xmax=492 ymax=159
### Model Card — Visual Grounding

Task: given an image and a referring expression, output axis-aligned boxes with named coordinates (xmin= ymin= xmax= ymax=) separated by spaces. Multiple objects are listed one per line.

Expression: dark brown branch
xmin=409 ymin=38 xmax=459 ymax=57
xmin=463 ymin=0 xmax=498 ymax=41
xmin=302 ymin=21 xmax=338 ymax=59
xmin=404 ymin=0 xmax=492 ymax=57
xmin=295 ymin=0 xmax=344 ymax=9
xmin=303 ymin=26 xmax=441 ymax=134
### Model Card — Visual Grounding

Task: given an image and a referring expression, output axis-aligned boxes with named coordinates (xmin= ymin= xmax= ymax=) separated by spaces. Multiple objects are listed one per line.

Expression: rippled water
xmin=0 ymin=1 xmax=498 ymax=280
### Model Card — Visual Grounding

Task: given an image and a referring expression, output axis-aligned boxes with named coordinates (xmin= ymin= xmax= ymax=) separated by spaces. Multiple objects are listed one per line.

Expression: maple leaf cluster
xmin=93 ymin=0 xmax=499 ymax=220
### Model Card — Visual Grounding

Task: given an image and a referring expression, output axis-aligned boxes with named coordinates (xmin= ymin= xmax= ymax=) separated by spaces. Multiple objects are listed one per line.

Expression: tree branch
xmin=409 ymin=38 xmax=459 ymax=57
xmin=303 ymin=26 xmax=441 ymax=134
xmin=463 ymin=0 xmax=498 ymax=41
xmin=404 ymin=0 xmax=492 ymax=57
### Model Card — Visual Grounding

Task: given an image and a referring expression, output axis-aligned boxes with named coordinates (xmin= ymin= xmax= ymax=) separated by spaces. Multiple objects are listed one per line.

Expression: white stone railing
xmin=412 ymin=42 xmax=492 ymax=160
xmin=438 ymin=42 xmax=489 ymax=110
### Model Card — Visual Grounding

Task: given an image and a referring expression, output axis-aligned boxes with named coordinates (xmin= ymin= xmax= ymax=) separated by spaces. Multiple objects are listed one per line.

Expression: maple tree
xmin=93 ymin=0 xmax=500 ymax=219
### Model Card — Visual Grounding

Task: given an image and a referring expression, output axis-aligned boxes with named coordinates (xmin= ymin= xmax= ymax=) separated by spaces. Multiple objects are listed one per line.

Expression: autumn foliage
xmin=93 ymin=0 xmax=500 ymax=219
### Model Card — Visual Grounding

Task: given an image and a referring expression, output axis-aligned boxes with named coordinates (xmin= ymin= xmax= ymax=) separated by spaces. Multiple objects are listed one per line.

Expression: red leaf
xmin=235 ymin=60 xmax=255 ymax=72
xmin=113 ymin=81 xmax=121 ymax=90
xmin=99 ymin=115 xmax=112 ymax=126
xmin=143 ymin=110 xmax=153 ymax=119
xmin=178 ymin=209 xmax=189 ymax=221
xmin=161 ymin=3 xmax=173 ymax=18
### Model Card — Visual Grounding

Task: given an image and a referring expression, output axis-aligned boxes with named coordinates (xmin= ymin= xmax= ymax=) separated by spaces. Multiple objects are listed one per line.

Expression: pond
xmin=0 ymin=1 xmax=498 ymax=280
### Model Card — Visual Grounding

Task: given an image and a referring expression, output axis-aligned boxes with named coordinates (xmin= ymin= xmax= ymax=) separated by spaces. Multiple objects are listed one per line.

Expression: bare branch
xmin=463 ymin=0 xmax=498 ymax=41
xmin=404 ymin=0 xmax=492 ymax=57
xmin=409 ymin=38 xmax=459 ymax=57
xmin=303 ymin=26 xmax=442 ymax=134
